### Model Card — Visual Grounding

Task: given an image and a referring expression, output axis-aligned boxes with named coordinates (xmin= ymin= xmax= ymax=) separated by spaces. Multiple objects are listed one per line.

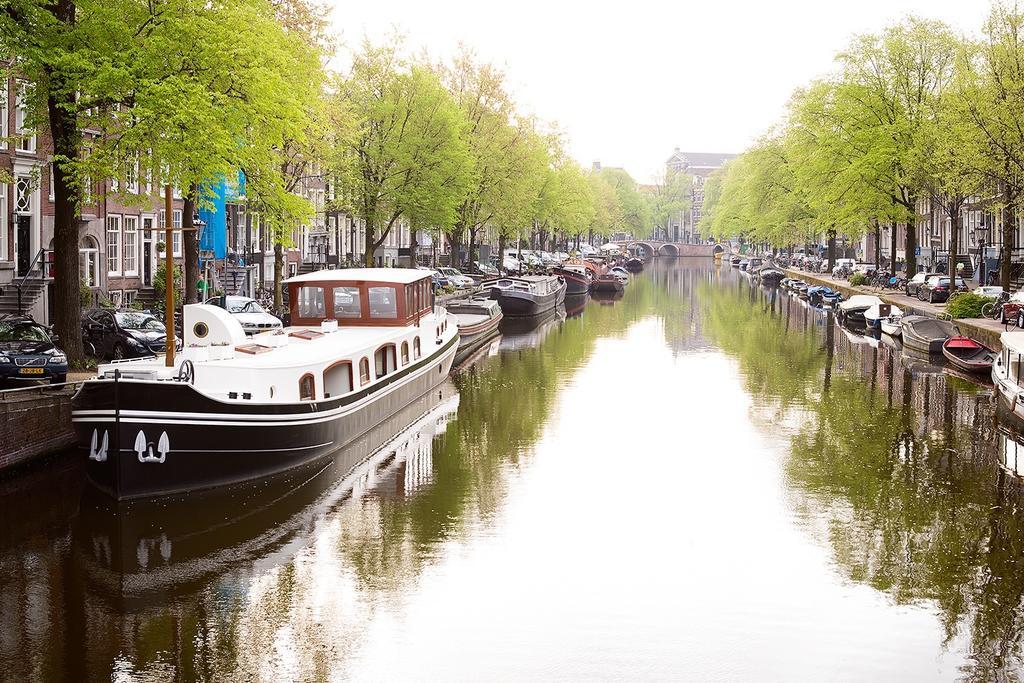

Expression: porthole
xmin=193 ymin=321 xmax=209 ymax=338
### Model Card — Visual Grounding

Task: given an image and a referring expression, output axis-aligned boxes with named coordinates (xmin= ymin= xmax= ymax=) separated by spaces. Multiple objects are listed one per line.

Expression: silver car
xmin=205 ymin=295 xmax=283 ymax=335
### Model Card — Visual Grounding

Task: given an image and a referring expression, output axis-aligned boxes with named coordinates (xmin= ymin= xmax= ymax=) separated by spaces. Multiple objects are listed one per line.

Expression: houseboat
xmin=994 ymin=330 xmax=1024 ymax=418
xmin=447 ymin=295 xmax=503 ymax=365
xmin=484 ymin=274 xmax=567 ymax=317
xmin=551 ymin=264 xmax=592 ymax=296
xmin=71 ymin=268 xmax=459 ymax=500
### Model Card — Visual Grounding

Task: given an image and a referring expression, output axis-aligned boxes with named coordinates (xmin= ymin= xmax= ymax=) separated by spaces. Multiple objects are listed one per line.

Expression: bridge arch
xmin=658 ymin=243 xmax=679 ymax=257
xmin=712 ymin=244 xmax=725 ymax=256
xmin=628 ymin=242 xmax=657 ymax=259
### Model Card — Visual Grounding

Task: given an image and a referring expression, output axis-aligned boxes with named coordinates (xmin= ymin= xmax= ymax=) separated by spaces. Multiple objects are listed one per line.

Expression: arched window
xmin=401 ymin=341 xmax=409 ymax=365
xmin=413 ymin=337 xmax=421 ymax=359
xmin=375 ymin=344 xmax=396 ymax=378
xmin=299 ymin=374 xmax=315 ymax=401
xmin=359 ymin=357 xmax=370 ymax=385
xmin=80 ymin=236 xmax=100 ymax=288
xmin=324 ymin=361 xmax=352 ymax=397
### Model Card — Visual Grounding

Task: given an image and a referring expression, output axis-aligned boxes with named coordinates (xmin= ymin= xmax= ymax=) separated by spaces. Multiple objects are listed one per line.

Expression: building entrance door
xmin=16 ymin=215 xmax=31 ymax=276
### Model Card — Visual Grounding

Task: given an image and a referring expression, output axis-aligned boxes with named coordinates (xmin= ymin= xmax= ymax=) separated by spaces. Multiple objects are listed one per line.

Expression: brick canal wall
xmin=785 ymin=268 xmax=1007 ymax=352
xmin=0 ymin=386 xmax=78 ymax=472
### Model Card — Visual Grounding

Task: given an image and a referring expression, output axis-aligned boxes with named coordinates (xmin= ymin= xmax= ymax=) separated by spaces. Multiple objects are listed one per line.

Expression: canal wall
xmin=0 ymin=385 xmax=79 ymax=472
xmin=784 ymin=268 xmax=1006 ymax=352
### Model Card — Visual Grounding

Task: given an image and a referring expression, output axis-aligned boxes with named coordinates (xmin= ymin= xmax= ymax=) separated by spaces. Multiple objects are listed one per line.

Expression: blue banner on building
xmin=198 ymin=170 xmax=246 ymax=261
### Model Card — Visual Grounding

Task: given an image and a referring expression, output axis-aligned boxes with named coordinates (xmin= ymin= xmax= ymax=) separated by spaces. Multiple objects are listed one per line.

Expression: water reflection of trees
xmin=701 ymin=271 xmax=1024 ymax=681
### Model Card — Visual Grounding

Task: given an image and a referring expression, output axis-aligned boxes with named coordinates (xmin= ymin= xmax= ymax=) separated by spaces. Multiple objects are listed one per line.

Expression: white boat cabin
xmin=94 ymin=268 xmax=455 ymax=404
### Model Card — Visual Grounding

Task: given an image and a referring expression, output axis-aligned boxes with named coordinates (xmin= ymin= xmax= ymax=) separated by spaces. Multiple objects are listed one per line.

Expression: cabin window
xmin=297 ymin=286 xmax=326 ymax=319
xmin=299 ymin=374 xmax=315 ymax=401
xmin=324 ymin=361 xmax=353 ymax=397
xmin=369 ymin=286 xmax=398 ymax=319
xmin=401 ymin=341 xmax=409 ymax=364
xmin=359 ymin=358 xmax=370 ymax=385
xmin=333 ymin=286 xmax=362 ymax=319
xmin=414 ymin=337 xmax=421 ymax=359
xmin=375 ymin=344 xmax=396 ymax=378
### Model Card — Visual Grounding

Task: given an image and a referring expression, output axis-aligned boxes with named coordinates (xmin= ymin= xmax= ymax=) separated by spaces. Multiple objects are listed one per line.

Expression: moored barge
xmin=71 ymin=268 xmax=458 ymax=501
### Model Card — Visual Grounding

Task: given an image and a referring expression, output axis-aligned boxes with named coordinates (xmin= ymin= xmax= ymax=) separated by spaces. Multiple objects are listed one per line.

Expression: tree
xmin=952 ymin=2 xmax=1024 ymax=290
xmin=333 ymin=39 xmax=472 ymax=267
xmin=0 ymin=0 xmax=322 ymax=363
xmin=646 ymin=170 xmax=691 ymax=242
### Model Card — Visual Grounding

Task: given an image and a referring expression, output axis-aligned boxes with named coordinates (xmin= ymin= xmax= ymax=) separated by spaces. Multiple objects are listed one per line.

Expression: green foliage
xmin=947 ymin=292 xmax=992 ymax=319
xmin=154 ymin=262 xmax=184 ymax=308
xmin=80 ymin=280 xmax=94 ymax=309
xmin=850 ymin=273 xmax=868 ymax=286
xmin=332 ymin=38 xmax=473 ymax=266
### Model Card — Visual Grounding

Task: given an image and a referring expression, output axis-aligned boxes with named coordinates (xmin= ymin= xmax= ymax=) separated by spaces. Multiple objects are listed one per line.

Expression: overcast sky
xmin=328 ymin=0 xmax=986 ymax=183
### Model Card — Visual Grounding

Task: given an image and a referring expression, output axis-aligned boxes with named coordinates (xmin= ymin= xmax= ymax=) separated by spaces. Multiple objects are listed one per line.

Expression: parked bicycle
xmin=981 ymin=291 xmax=1011 ymax=323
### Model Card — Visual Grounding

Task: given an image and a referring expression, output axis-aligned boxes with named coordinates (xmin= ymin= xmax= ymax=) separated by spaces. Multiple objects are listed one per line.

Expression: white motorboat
xmin=837 ymin=294 xmax=883 ymax=325
xmin=864 ymin=302 xmax=903 ymax=330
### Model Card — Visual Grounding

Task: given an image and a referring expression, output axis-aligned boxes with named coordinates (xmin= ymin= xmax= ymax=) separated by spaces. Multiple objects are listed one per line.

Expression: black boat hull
xmin=71 ymin=336 xmax=458 ymax=501
xmin=494 ymin=280 xmax=567 ymax=317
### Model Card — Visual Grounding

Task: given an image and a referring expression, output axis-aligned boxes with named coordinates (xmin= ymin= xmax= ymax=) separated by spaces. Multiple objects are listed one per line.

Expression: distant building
xmin=665 ymin=148 xmax=737 ymax=243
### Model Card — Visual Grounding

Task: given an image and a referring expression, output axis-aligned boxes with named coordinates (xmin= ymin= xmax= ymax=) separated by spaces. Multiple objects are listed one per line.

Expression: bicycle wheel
xmin=947 ymin=291 xmax=960 ymax=303
xmin=982 ymin=302 xmax=995 ymax=318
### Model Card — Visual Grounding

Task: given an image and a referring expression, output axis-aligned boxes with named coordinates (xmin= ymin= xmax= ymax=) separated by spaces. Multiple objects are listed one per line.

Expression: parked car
xmin=204 ymin=295 xmax=283 ymax=335
xmin=430 ymin=271 xmax=449 ymax=291
xmin=918 ymin=275 xmax=968 ymax=303
xmin=437 ymin=267 xmax=474 ymax=288
xmin=906 ymin=271 xmax=941 ymax=298
xmin=0 ymin=315 xmax=67 ymax=385
xmin=975 ymin=285 xmax=1004 ymax=299
xmin=470 ymin=261 xmax=499 ymax=277
xmin=82 ymin=309 xmax=181 ymax=360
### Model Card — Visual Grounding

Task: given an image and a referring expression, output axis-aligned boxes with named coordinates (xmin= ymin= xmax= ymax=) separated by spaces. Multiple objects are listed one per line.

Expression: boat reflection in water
xmin=498 ymin=305 xmax=566 ymax=352
xmin=564 ymin=292 xmax=590 ymax=318
xmin=64 ymin=381 xmax=459 ymax=679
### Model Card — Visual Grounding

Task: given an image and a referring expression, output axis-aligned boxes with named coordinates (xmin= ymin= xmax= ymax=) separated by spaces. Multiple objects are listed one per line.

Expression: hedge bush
xmin=946 ymin=292 xmax=992 ymax=319
xmin=849 ymin=273 xmax=868 ymax=286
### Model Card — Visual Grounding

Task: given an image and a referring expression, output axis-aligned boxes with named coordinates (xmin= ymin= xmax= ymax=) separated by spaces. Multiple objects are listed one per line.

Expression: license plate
xmin=19 ymin=368 xmax=44 ymax=375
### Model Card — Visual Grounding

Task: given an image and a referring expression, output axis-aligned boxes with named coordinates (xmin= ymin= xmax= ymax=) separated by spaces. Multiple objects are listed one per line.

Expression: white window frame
xmin=48 ymin=163 xmax=55 ymax=202
xmin=123 ymin=215 xmax=138 ymax=276
xmin=80 ymin=237 xmax=99 ymax=287
xmin=107 ymin=214 xmax=122 ymax=275
xmin=14 ymin=81 xmax=35 ymax=153
xmin=172 ymin=209 xmax=182 ymax=257
xmin=125 ymin=155 xmax=139 ymax=194
xmin=109 ymin=289 xmax=123 ymax=309
xmin=123 ymin=289 xmax=137 ymax=307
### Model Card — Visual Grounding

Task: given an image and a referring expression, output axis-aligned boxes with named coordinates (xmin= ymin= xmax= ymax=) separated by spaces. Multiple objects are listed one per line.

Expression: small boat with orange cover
xmin=942 ymin=335 xmax=996 ymax=374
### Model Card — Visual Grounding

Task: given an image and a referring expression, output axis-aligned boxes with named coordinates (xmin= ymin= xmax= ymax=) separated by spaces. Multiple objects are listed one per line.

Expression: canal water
xmin=4 ymin=262 xmax=1024 ymax=681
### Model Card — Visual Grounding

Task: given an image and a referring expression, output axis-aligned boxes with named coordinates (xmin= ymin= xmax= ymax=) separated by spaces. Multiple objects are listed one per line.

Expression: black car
xmin=82 ymin=309 xmax=181 ymax=360
xmin=918 ymin=275 xmax=969 ymax=303
xmin=0 ymin=315 xmax=68 ymax=385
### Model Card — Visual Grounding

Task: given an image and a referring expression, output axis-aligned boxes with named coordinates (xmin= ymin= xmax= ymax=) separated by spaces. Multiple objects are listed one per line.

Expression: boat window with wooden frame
xmin=375 ymin=343 xmax=396 ymax=378
xmin=324 ymin=361 xmax=353 ymax=397
xmin=359 ymin=357 xmax=370 ymax=385
xmin=333 ymin=286 xmax=361 ymax=318
xmin=413 ymin=337 xmax=421 ymax=359
xmin=299 ymin=373 xmax=315 ymax=401
xmin=401 ymin=341 xmax=409 ymax=365
xmin=296 ymin=286 xmax=326 ymax=320
xmin=368 ymin=286 xmax=398 ymax=319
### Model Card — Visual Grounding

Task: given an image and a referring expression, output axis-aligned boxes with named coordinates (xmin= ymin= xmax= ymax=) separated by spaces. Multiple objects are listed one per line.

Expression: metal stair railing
xmin=14 ymin=249 xmax=48 ymax=315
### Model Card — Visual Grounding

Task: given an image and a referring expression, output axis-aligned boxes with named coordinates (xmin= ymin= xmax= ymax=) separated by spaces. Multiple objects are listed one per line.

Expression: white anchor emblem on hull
xmin=88 ymin=429 xmax=109 ymax=462
xmin=134 ymin=430 xmax=170 ymax=464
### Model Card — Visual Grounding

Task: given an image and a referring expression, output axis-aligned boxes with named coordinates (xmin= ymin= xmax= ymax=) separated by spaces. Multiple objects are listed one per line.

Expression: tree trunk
xmin=890 ymin=223 xmax=898 ymax=273
xmin=183 ymin=185 xmax=199 ymax=303
xmin=468 ymin=226 xmax=478 ymax=269
xmin=408 ymin=230 xmax=418 ymax=267
xmin=905 ymin=197 xmax=918 ymax=275
xmin=872 ymin=219 xmax=880 ymax=272
xmin=273 ymin=241 xmax=284 ymax=312
xmin=948 ymin=205 xmax=960 ymax=284
xmin=46 ymin=55 xmax=85 ymax=365
xmin=497 ymin=233 xmax=507 ymax=273
xmin=448 ymin=226 xmax=463 ymax=269
xmin=1002 ymin=197 xmax=1015 ymax=292
xmin=826 ymin=229 xmax=837 ymax=272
